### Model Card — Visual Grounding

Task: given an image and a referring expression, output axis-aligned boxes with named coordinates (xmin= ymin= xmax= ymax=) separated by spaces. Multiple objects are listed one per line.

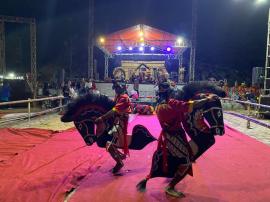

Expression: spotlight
xmin=150 ymin=47 xmax=155 ymax=51
xmin=117 ymin=46 xmax=122 ymax=51
xmin=139 ymin=31 xmax=144 ymax=37
xmin=129 ymin=47 xmax=133 ymax=51
xmin=8 ymin=72 xmax=15 ymax=78
xmin=99 ymin=37 xmax=105 ymax=43
xmin=139 ymin=47 xmax=144 ymax=51
xmin=177 ymin=37 xmax=184 ymax=44
xmin=255 ymin=0 xmax=267 ymax=5
xmin=140 ymin=43 xmax=145 ymax=47
xmin=166 ymin=47 xmax=172 ymax=52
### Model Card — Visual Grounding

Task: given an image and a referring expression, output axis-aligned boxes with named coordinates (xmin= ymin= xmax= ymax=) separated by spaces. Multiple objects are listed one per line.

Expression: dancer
xmin=95 ymin=79 xmax=131 ymax=174
xmin=61 ymin=84 xmax=156 ymax=176
xmin=136 ymin=81 xmax=218 ymax=197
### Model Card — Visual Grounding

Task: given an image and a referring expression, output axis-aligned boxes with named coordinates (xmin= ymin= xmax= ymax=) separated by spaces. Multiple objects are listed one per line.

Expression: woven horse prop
xmin=149 ymin=82 xmax=226 ymax=178
xmin=61 ymin=93 xmax=156 ymax=150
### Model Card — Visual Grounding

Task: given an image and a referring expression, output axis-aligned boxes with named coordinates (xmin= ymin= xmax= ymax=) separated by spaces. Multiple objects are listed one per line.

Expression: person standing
xmin=95 ymin=80 xmax=131 ymax=174
xmin=0 ymin=80 xmax=11 ymax=102
xmin=136 ymin=81 xmax=217 ymax=197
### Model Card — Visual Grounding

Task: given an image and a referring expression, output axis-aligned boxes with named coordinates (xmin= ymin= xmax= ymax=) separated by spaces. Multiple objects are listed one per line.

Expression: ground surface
xmin=1 ymin=115 xmax=270 ymax=202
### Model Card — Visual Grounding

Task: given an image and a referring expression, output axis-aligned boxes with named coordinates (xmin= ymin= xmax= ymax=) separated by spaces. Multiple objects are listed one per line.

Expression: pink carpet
xmin=0 ymin=115 xmax=270 ymax=202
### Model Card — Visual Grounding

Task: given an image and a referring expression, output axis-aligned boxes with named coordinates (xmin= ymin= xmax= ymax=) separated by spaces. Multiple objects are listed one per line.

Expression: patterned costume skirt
xmin=149 ymin=130 xmax=192 ymax=178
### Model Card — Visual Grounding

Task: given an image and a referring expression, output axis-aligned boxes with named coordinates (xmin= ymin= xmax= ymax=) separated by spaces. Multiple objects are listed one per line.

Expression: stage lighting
xmin=166 ymin=47 xmax=172 ymax=52
xmin=177 ymin=37 xmax=184 ymax=44
xmin=140 ymin=43 xmax=145 ymax=47
xmin=150 ymin=47 xmax=155 ymax=51
xmin=8 ymin=72 xmax=15 ymax=78
xmin=117 ymin=46 xmax=122 ymax=51
xmin=139 ymin=31 xmax=144 ymax=37
xmin=255 ymin=0 xmax=267 ymax=5
xmin=99 ymin=37 xmax=105 ymax=43
xmin=140 ymin=37 xmax=144 ymax=42
xmin=129 ymin=47 xmax=133 ymax=51
xmin=139 ymin=47 xmax=144 ymax=51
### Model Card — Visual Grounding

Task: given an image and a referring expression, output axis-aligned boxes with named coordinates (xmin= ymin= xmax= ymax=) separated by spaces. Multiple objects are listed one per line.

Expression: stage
xmin=0 ymin=115 xmax=270 ymax=202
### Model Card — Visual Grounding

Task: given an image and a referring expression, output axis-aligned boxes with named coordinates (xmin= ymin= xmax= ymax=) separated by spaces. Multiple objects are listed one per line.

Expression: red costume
xmin=112 ymin=93 xmax=131 ymax=155
xmin=150 ymin=99 xmax=194 ymax=178
xmin=94 ymin=80 xmax=132 ymax=174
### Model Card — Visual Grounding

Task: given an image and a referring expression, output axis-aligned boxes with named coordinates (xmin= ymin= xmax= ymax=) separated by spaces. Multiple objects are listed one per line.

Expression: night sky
xmin=0 ymin=0 xmax=269 ymax=84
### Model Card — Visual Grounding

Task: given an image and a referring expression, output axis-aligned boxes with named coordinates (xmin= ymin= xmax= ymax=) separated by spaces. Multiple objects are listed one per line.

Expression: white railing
xmin=222 ymin=98 xmax=270 ymax=129
xmin=0 ymin=96 xmax=65 ymax=126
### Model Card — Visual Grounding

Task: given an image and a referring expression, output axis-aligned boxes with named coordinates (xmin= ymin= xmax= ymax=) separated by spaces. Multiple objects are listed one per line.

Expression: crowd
xmin=61 ymin=79 xmax=99 ymax=103
xmin=223 ymin=84 xmax=261 ymax=103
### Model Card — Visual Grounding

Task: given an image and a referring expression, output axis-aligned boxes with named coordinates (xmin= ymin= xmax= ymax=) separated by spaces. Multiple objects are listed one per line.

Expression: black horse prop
xmin=61 ymin=93 xmax=157 ymax=150
xmin=149 ymin=82 xmax=226 ymax=178
xmin=172 ymin=81 xmax=226 ymax=159
xmin=61 ymin=82 xmax=225 ymax=174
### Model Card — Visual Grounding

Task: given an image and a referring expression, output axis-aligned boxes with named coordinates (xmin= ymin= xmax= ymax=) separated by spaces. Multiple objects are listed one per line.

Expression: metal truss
xmin=0 ymin=15 xmax=37 ymax=97
xmin=264 ymin=9 xmax=270 ymax=95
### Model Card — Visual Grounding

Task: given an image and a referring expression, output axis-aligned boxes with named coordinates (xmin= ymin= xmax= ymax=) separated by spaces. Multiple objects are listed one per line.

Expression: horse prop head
xmin=61 ymin=93 xmax=157 ymax=149
xmin=203 ymin=98 xmax=225 ymax=136
xmin=61 ymin=93 xmax=115 ymax=146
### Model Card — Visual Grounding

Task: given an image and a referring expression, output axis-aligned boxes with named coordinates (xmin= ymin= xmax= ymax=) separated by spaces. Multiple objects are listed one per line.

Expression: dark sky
xmin=0 ymin=0 xmax=269 ymax=83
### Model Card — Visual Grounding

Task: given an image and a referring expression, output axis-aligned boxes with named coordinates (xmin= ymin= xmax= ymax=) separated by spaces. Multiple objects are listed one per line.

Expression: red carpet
xmin=0 ymin=115 xmax=270 ymax=202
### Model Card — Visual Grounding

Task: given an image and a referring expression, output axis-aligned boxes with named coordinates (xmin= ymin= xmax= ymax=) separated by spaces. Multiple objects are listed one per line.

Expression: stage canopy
xmin=97 ymin=24 xmax=189 ymax=56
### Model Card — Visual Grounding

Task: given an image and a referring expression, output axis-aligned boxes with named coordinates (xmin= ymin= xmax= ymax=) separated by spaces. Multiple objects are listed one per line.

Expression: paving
xmin=224 ymin=113 xmax=270 ymax=146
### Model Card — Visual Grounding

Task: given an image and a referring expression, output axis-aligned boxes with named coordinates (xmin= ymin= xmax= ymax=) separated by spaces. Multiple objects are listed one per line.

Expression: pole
xmin=28 ymin=98 xmax=31 ymax=124
xmin=189 ymin=0 xmax=197 ymax=82
xmin=30 ymin=19 xmax=37 ymax=99
xmin=0 ymin=16 xmax=6 ymax=76
xmin=88 ymin=0 xmax=94 ymax=79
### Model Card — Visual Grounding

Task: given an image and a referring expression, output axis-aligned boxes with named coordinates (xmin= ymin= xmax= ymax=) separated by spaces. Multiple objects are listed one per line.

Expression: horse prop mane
xmin=61 ymin=93 xmax=156 ymax=149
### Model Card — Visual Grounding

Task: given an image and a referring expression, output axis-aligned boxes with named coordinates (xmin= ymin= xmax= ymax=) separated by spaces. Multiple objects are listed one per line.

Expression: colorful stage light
xmin=99 ymin=37 xmax=105 ymax=43
xmin=150 ymin=47 xmax=155 ymax=51
xmin=117 ymin=46 xmax=122 ymax=51
xmin=139 ymin=31 xmax=144 ymax=37
xmin=177 ymin=37 xmax=184 ymax=44
xmin=129 ymin=47 xmax=133 ymax=51
xmin=166 ymin=47 xmax=172 ymax=52
xmin=140 ymin=43 xmax=145 ymax=47
xmin=139 ymin=47 xmax=144 ymax=51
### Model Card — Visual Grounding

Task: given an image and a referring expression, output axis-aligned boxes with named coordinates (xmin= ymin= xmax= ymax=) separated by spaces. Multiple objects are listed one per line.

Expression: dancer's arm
xmin=95 ymin=110 xmax=116 ymax=123
xmin=193 ymin=94 xmax=218 ymax=109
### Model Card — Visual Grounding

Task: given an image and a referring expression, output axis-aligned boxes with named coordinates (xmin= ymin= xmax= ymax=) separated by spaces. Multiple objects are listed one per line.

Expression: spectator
xmin=43 ymin=82 xmax=50 ymax=96
xmin=0 ymin=80 xmax=11 ymax=102
xmin=69 ymin=83 xmax=78 ymax=99
xmin=84 ymin=79 xmax=92 ymax=92
xmin=129 ymin=89 xmax=139 ymax=100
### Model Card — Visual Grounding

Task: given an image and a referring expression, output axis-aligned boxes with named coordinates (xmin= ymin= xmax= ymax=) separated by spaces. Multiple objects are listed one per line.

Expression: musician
xmin=95 ymin=80 xmax=131 ymax=174
xmin=136 ymin=81 xmax=217 ymax=197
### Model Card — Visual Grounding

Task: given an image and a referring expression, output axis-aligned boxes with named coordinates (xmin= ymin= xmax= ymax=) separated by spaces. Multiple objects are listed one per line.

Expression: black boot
xmin=107 ymin=144 xmax=124 ymax=174
xmin=136 ymin=179 xmax=148 ymax=192
xmin=111 ymin=162 xmax=124 ymax=174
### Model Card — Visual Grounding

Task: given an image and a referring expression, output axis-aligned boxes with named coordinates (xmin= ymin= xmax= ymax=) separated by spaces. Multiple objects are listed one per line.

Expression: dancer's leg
xmin=165 ymin=165 xmax=189 ymax=198
xmin=106 ymin=141 xmax=125 ymax=173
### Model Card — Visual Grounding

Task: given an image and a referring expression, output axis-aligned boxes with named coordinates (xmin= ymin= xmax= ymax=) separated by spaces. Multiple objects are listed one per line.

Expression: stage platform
xmin=0 ymin=115 xmax=270 ymax=202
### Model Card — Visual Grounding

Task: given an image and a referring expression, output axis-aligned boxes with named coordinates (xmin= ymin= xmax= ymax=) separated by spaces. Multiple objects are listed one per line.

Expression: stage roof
xmin=97 ymin=24 xmax=189 ymax=56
